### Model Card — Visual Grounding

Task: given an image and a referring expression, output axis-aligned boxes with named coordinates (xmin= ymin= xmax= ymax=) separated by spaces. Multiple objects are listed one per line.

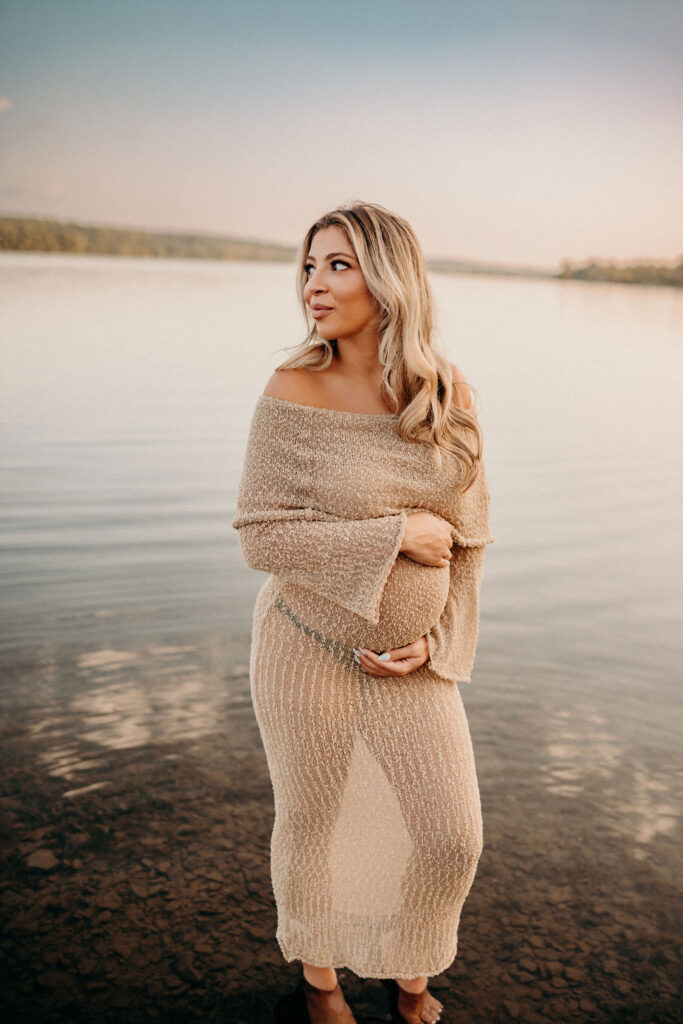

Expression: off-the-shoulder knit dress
xmin=232 ymin=394 xmax=495 ymax=979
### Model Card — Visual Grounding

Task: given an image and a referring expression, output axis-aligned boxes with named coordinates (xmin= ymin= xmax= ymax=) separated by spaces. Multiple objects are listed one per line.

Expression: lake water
xmin=1 ymin=251 xmax=681 ymax=1023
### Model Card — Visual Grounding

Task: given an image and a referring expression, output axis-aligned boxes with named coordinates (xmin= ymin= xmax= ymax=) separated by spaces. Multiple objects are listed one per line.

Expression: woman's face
xmin=303 ymin=225 xmax=380 ymax=342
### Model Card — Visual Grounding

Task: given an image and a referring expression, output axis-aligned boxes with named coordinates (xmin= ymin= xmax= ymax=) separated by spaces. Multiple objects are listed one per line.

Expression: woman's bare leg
xmin=397 ymin=975 xmax=427 ymax=992
xmin=302 ymin=962 xmax=338 ymax=990
xmin=394 ymin=974 xmax=443 ymax=1024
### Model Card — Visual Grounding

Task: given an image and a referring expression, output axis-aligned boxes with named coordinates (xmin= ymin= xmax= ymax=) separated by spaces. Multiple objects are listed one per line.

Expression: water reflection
xmin=628 ymin=768 xmax=679 ymax=853
xmin=541 ymin=700 xmax=680 ymax=858
xmin=542 ymin=704 xmax=623 ymax=797
xmin=26 ymin=640 xmax=250 ymax=785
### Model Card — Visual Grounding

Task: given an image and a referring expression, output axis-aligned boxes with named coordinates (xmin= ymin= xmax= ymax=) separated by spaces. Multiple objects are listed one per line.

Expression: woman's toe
xmin=421 ymin=994 xmax=443 ymax=1022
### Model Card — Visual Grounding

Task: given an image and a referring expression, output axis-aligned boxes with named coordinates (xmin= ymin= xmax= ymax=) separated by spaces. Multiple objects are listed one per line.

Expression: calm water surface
xmin=1 ymin=251 xmax=681 ymax=1022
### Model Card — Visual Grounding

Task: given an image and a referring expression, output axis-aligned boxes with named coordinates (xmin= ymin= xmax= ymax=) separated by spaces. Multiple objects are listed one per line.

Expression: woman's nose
xmin=305 ymin=268 xmax=326 ymax=292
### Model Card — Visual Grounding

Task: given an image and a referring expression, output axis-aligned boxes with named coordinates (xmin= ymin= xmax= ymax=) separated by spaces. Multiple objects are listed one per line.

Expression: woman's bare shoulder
xmin=448 ymin=361 xmax=474 ymax=412
xmin=263 ymin=363 xmax=473 ymax=412
xmin=262 ymin=368 xmax=321 ymax=404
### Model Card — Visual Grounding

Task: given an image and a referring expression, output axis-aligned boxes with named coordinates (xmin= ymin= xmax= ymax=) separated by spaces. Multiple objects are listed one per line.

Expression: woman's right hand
xmin=399 ymin=511 xmax=454 ymax=567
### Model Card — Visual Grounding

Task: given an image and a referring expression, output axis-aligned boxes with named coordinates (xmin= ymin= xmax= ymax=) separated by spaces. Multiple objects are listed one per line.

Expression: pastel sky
xmin=0 ymin=0 xmax=681 ymax=269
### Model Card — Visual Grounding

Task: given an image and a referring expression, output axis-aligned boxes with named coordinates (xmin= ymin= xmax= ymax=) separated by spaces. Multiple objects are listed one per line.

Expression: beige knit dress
xmin=232 ymin=394 xmax=495 ymax=979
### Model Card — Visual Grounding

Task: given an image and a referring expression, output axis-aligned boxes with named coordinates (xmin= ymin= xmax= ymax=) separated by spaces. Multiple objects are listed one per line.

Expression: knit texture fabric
xmin=232 ymin=394 xmax=495 ymax=977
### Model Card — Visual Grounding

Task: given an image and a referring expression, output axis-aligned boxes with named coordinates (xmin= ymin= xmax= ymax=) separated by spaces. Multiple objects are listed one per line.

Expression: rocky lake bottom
xmin=1 ymin=630 xmax=680 ymax=1024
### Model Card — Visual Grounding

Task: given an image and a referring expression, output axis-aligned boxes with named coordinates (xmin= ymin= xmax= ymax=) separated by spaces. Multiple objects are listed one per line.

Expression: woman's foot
xmin=299 ymin=968 xmax=357 ymax=1023
xmin=397 ymin=979 xmax=443 ymax=1024
xmin=381 ymin=977 xmax=444 ymax=1024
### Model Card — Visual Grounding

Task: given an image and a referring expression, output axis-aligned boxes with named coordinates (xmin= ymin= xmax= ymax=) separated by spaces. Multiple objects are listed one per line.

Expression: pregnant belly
xmin=274 ymin=554 xmax=450 ymax=651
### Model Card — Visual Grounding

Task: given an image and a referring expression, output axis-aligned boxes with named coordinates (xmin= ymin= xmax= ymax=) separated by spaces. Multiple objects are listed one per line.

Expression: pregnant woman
xmin=232 ymin=201 xmax=495 ymax=1024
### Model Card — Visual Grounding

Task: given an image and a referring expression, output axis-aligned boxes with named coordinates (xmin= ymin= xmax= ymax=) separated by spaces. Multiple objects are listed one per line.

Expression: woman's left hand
xmin=353 ymin=636 xmax=429 ymax=677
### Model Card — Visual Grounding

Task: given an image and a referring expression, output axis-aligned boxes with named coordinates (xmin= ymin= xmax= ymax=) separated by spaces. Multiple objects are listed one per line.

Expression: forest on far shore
xmin=1 ymin=216 xmax=681 ymax=288
xmin=556 ymin=257 xmax=682 ymax=288
xmin=0 ymin=216 xmax=296 ymax=263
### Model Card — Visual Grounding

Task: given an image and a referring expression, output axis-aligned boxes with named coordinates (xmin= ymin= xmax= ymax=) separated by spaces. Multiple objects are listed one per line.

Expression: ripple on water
xmin=23 ymin=638 xmax=251 ymax=790
xmin=540 ymin=700 xmax=681 ymax=859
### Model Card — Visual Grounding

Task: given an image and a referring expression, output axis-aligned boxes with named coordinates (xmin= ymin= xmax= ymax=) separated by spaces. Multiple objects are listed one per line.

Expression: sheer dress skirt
xmin=248 ymin=577 xmax=484 ymax=979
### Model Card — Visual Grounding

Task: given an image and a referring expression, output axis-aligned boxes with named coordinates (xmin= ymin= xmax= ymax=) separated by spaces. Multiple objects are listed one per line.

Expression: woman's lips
xmin=311 ymin=307 xmax=334 ymax=319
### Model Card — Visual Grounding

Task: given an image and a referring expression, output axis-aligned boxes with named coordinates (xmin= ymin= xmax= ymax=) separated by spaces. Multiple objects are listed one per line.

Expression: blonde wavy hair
xmin=274 ymin=200 xmax=484 ymax=489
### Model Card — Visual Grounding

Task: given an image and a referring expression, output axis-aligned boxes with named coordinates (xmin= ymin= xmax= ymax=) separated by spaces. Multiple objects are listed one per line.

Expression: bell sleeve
xmin=232 ymin=508 xmax=408 ymax=625
xmin=231 ymin=399 xmax=407 ymax=624
xmin=425 ymin=541 xmax=491 ymax=684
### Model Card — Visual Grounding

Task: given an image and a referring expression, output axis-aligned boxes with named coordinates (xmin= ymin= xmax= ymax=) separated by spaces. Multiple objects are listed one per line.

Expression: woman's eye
xmin=304 ymin=260 xmax=350 ymax=276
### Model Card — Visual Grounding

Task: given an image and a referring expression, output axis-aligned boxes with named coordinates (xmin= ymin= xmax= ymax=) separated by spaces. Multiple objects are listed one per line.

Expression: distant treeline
xmin=557 ymin=257 xmax=683 ymax=288
xmin=0 ymin=216 xmax=296 ymax=263
xmin=1 ymin=215 xmax=681 ymax=288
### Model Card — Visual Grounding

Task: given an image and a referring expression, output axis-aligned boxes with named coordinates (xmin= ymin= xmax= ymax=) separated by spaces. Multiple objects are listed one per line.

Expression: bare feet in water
xmin=300 ymin=965 xmax=357 ymax=1023
xmin=382 ymin=977 xmax=444 ymax=1024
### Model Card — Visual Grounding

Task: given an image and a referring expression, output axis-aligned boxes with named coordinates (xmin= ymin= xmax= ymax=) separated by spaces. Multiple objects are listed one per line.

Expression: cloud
xmin=0 ymin=96 xmax=12 ymax=111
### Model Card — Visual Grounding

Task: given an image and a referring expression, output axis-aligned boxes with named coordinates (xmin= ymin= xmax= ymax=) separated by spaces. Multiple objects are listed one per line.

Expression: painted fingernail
xmin=378 ymin=652 xmax=391 ymax=661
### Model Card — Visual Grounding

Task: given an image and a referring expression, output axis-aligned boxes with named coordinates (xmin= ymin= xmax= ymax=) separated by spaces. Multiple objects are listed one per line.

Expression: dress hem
xmin=275 ymin=935 xmax=459 ymax=980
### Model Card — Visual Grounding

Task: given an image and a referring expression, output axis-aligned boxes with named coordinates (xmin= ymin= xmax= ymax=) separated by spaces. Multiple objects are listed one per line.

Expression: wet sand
xmin=1 ymin=630 xmax=680 ymax=1024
